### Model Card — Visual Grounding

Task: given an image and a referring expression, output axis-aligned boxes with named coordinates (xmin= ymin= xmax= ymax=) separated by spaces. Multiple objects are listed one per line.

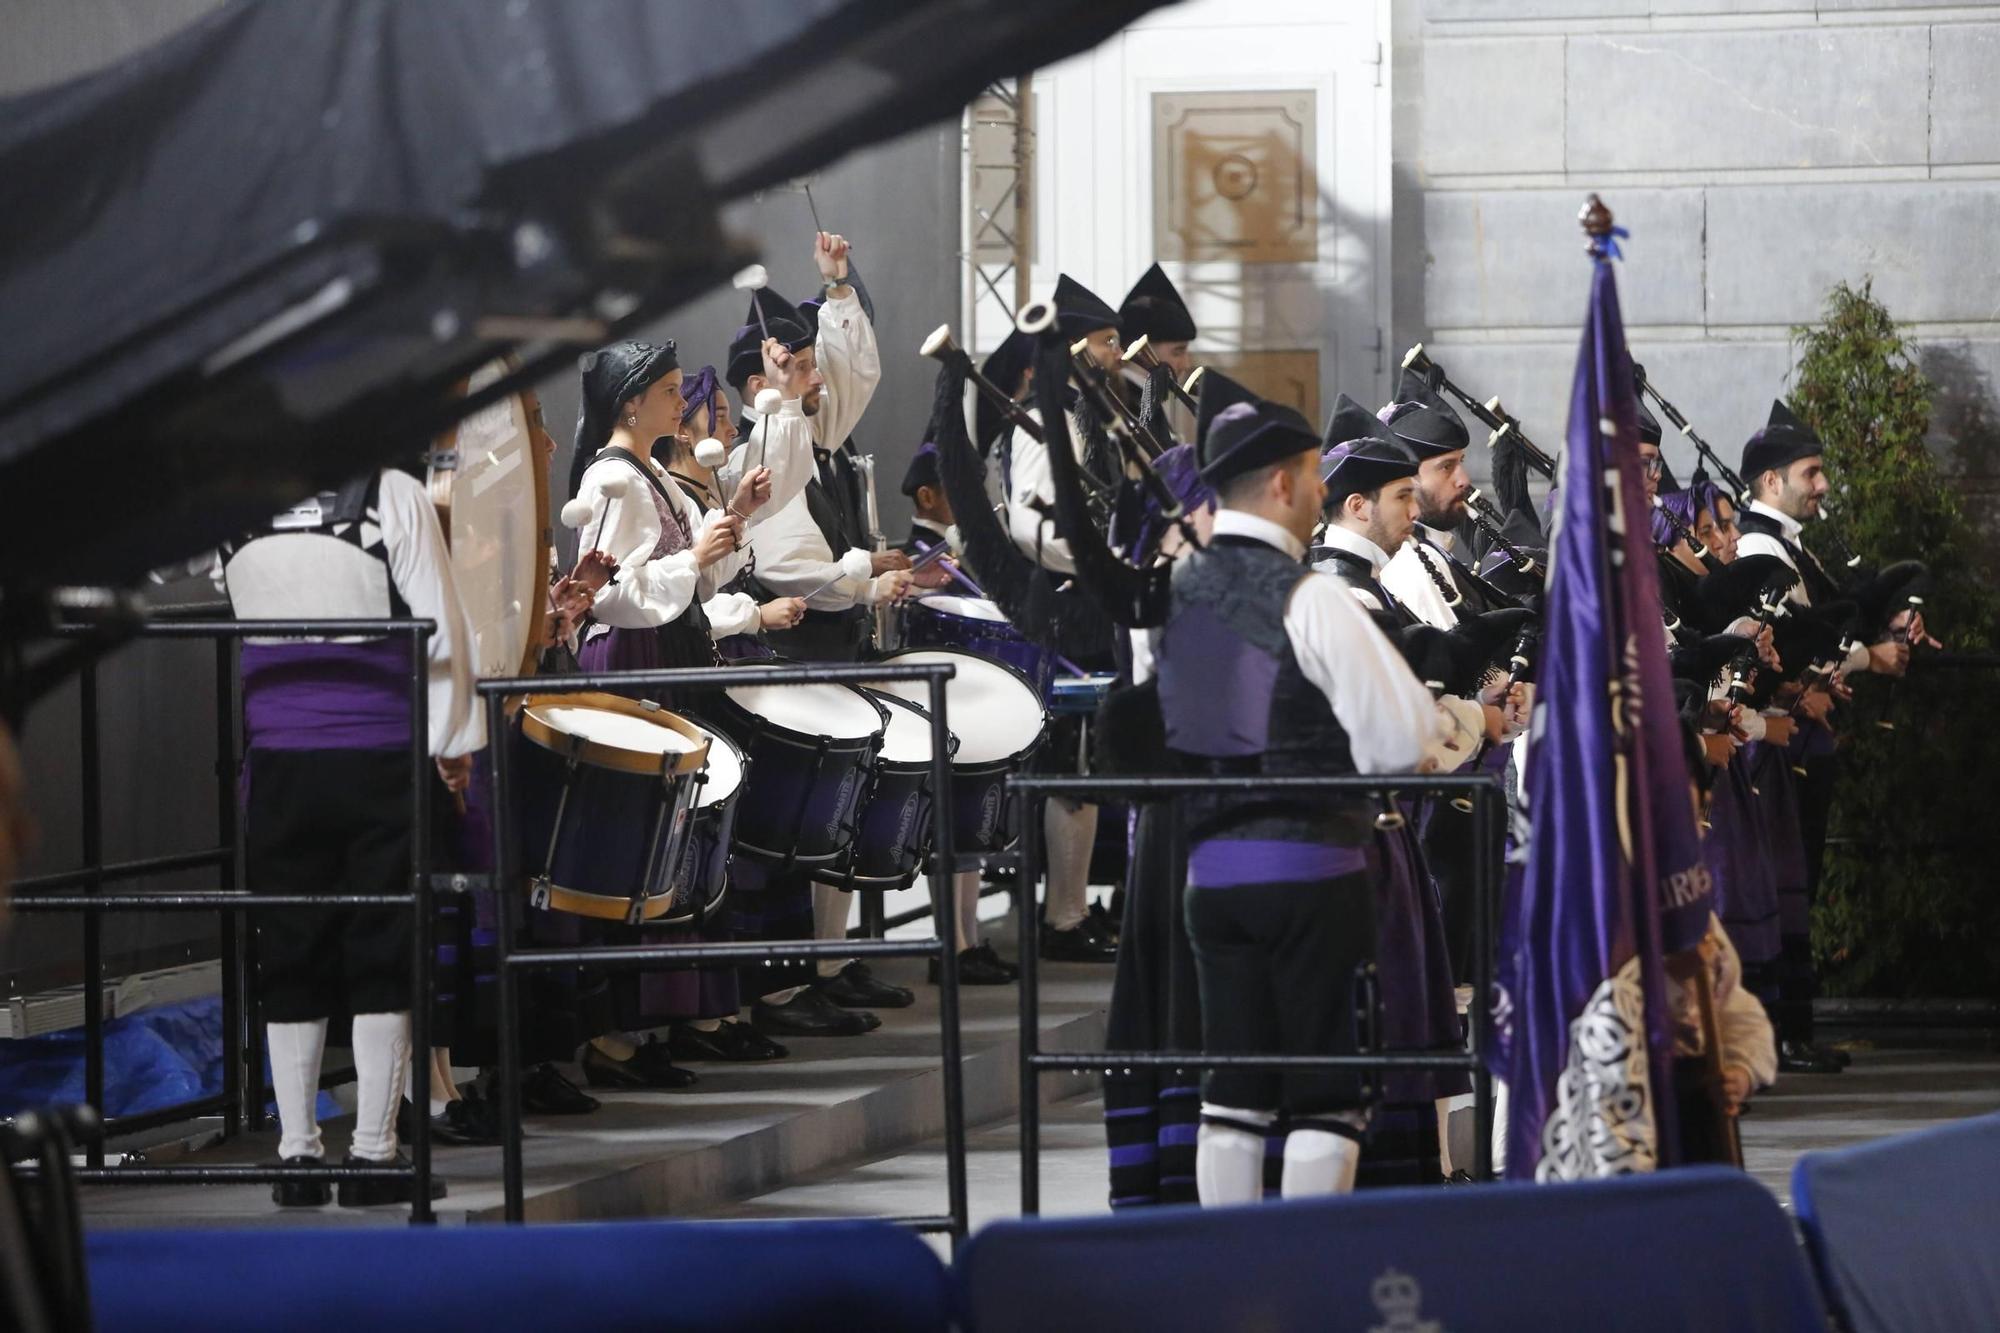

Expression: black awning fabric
xmin=0 ymin=0 xmax=1167 ymax=584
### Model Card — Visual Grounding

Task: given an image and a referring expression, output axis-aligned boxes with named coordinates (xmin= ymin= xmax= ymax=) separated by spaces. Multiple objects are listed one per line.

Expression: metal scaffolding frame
xmin=963 ymin=75 xmax=1035 ymax=351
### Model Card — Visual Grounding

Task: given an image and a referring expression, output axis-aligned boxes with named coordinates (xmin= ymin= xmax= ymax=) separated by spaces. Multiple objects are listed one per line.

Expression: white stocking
xmin=1196 ymin=1103 xmax=1275 ymax=1207
xmin=1042 ymin=800 xmax=1097 ymax=932
xmin=812 ymin=881 xmax=854 ymax=979
xmin=266 ymin=1019 xmax=328 ymax=1162
xmin=349 ymin=1011 xmax=411 ymax=1163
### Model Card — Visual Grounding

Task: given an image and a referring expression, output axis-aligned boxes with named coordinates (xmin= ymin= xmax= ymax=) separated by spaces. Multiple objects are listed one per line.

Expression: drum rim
xmin=862 ymin=688 xmax=960 ymax=765
xmin=874 ymin=647 xmax=1049 ymax=767
xmin=681 ymin=717 xmax=750 ymax=809
xmin=715 ymin=675 xmax=889 ymax=747
xmin=518 ymin=691 xmax=711 ymax=777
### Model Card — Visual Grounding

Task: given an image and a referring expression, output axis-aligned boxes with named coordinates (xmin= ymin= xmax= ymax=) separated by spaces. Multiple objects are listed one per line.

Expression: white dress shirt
xmin=746 ymin=287 xmax=895 ymax=611
xmin=575 ymin=453 xmax=704 ymax=632
xmin=1207 ymin=510 xmax=1449 ymax=774
xmin=1382 ymin=525 xmax=1464 ymax=629
xmin=1315 ymin=522 xmax=1486 ymax=767
xmin=1000 ymin=405 xmax=1095 ymax=574
xmin=222 ymin=470 xmax=485 ymax=759
xmin=1310 ymin=524 xmax=1394 ymax=614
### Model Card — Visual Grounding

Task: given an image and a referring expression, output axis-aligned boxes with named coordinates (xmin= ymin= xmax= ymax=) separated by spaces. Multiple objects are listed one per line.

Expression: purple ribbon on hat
xmin=682 ymin=364 xmax=721 ymax=435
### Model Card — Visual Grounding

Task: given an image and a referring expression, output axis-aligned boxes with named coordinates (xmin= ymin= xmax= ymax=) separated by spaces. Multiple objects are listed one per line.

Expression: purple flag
xmin=1503 ymin=230 xmax=1711 ymax=1181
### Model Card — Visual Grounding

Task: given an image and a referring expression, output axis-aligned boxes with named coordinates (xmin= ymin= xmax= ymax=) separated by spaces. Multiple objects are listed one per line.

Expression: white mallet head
xmin=840 ymin=549 xmax=874 ymax=581
xmin=694 ymin=438 xmax=727 ymax=469
xmin=731 ymin=264 xmax=769 ymax=293
xmin=559 ymin=497 xmax=593 ymax=529
xmin=598 ymin=474 xmax=631 ymax=500
xmin=754 ymin=387 xmax=783 ymax=416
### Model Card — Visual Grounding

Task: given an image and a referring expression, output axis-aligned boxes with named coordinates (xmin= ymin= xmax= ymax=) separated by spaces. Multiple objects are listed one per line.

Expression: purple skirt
xmin=1371 ymin=810 xmax=1470 ymax=1103
xmin=1706 ymin=750 xmax=1780 ymax=965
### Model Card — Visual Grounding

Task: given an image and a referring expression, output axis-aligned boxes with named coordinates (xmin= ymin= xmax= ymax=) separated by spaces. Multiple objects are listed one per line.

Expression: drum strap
xmin=595 ymin=446 xmax=693 ymax=547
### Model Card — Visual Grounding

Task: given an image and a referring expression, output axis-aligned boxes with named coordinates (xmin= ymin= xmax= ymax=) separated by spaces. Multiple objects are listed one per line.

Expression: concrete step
xmin=79 ymin=948 xmax=1113 ymax=1229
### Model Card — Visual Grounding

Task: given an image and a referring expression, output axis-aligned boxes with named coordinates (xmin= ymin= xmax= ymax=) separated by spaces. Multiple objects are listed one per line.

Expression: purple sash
xmin=241 ymin=639 xmax=413 ymax=750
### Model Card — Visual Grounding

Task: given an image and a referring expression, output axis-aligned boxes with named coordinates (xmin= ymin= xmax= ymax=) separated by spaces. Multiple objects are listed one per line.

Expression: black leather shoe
xmin=670 ymin=1019 xmax=790 ymax=1063
xmin=521 ymin=1062 xmax=600 ymax=1115
xmin=930 ymin=942 xmax=1018 ymax=986
xmin=753 ymin=987 xmax=879 ymax=1037
xmin=1778 ymin=1039 xmax=1842 ymax=1075
xmin=818 ymin=961 xmax=914 ymax=1009
xmin=1815 ymin=1042 xmax=1853 ymax=1069
xmin=336 ymin=1152 xmax=447 ymax=1208
xmin=1089 ymin=899 xmax=1121 ymax=942
xmin=271 ymin=1156 xmax=331 ymax=1208
xmin=397 ymin=1096 xmax=503 ymax=1147
xmin=1041 ymin=920 xmax=1118 ymax=963
xmin=580 ymin=1038 xmax=699 ymax=1090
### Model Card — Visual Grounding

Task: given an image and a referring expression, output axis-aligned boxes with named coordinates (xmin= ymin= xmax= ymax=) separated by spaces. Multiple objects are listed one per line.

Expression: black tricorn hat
xmin=1740 ymin=399 xmax=1823 ymax=483
xmin=1193 ymin=367 xmax=1259 ymax=450
xmin=1053 ymin=273 xmax=1122 ymax=341
xmin=725 ymin=286 xmax=815 ymax=391
xmin=1119 ymin=263 xmax=1197 ymax=344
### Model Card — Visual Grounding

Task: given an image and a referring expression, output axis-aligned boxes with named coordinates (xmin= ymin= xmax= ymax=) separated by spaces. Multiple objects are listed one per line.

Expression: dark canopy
xmin=0 ymin=0 xmax=1169 ymax=583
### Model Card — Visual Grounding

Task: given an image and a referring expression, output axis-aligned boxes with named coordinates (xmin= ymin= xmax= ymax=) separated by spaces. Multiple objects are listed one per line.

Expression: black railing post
xmin=79 ymin=663 xmax=105 ymax=1168
xmin=927 ymin=673 xmax=968 ymax=1246
xmin=1016 ymin=791 xmax=1044 ymax=1216
xmin=487 ymin=691 xmax=525 ymax=1223
xmin=1471 ymin=781 xmax=1499 ymax=1182
xmin=406 ymin=624 xmax=434 ymax=1223
xmin=215 ymin=637 xmax=242 ymax=1137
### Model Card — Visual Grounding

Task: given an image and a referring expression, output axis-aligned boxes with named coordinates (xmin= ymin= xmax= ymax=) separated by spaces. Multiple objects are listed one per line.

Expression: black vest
xmin=1738 ymin=508 xmax=1842 ymax=604
xmin=220 ymin=472 xmax=410 ymax=619
xmin=1158 ymin=534 xmax=1369 ymax=848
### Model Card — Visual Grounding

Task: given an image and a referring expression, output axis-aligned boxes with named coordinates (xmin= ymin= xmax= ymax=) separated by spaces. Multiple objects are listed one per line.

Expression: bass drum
xmin=665 ymin=721 xmax=748 ymax=924
xmin=871 ymin=649 xmax=1046 ymax=854
xmin=428 ymin=358 xmax=551 ymax=680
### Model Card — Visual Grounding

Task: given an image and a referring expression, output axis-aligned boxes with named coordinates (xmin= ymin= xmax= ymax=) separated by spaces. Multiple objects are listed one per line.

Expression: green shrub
xmin=1788 ymin=279 xmax=2000 ymax=998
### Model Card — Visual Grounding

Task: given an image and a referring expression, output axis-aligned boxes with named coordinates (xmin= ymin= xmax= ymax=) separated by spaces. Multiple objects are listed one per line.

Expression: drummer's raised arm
xmin=726 ymin=393 xmax=813 ymax=523
xmin=376 ymin=469 xmax=485 ymax=759
xmin=578 ymin=460 xmax=700 ymax=632
xmin=809 ymin=235 xmax=880 ymax=451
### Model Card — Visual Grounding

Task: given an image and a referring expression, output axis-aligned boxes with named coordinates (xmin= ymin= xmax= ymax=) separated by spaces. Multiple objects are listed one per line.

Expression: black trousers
xmin=1184 ymin=873 xmax=1376 ymax=1116
xmin=247 ymin=749 xmax=414 ymax=1023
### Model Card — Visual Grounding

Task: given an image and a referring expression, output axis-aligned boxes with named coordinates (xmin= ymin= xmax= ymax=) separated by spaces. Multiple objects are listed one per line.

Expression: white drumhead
xmin=869 ymin=693 xmax=935 ymax=765
xmin=436 ymin=361 xmax=546 ymax=679
xmin=724 ymin=679 xmax=884 ymax=740
xmin=688 ymin=724 xmax=744 ymax=807
xmin=874 ymin=651 xmax=1043 ymax=765
xmin=915 ymin=593 xmax=1008 ymax=623
xmin=536 ymin=704 xmax=698 ymax=755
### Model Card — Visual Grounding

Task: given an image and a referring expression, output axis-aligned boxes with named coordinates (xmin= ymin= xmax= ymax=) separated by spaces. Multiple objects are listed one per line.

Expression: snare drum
xmin=708 ymin=674 xmax=887 ymax=867
xmin=871 ymin=649 xmax=1047 ymax=854
xmin=902 ymin=594 xmax=1054 ymax=697
xmin=823 ymin=692 xmax=955 ymax=891
xmin=514 ymin=693 xmax=711 ymax=924
xmin=665 ymin=722 xmax=748 ymax=923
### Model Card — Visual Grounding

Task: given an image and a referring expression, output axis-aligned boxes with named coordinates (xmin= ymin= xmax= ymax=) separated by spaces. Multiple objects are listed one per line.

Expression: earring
xmin=625 ymin=414 xmax=638 ymax=427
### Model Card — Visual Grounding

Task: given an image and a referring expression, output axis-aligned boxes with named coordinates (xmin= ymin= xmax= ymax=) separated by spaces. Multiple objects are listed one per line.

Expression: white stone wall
xmin=1392 ymin=0 xmax=2000 ymax=542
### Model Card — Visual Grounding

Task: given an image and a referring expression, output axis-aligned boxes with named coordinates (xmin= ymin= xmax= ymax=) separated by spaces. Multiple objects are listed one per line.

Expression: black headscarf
xmin=571 ymin=339 xmax=678 ymax=495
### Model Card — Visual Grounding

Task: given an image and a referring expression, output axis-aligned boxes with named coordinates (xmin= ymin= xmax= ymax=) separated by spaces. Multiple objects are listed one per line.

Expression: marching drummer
xmin=731 ymin=232 xmax=930 ymax=1036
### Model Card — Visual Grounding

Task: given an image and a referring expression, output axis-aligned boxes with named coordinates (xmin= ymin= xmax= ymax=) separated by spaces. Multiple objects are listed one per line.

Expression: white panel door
xmin=969 ymin=0 xmax=1391 ymax=423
